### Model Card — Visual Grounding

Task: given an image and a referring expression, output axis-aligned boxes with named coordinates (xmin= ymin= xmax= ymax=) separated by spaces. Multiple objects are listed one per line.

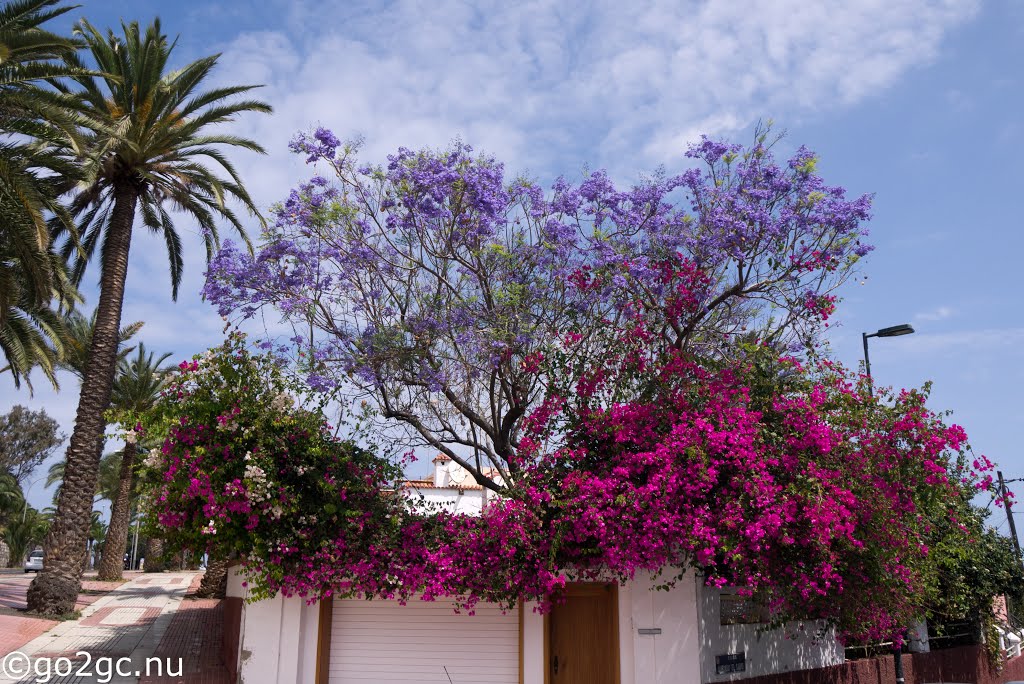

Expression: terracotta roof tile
xmin=401 ymin=478 xmax=484 ymax=491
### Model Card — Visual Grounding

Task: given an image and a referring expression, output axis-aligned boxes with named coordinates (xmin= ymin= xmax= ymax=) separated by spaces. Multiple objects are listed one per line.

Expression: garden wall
xmin=729 ymin=645 xmax=1024 ymax=684
xmin=697 ymin=583 xmax=844 ymax=682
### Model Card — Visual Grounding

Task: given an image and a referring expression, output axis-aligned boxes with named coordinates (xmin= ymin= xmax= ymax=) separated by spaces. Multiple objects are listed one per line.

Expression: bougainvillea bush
xmin=145 ymin=332 xmax=1004 ymax=645
xmin=516 ymin=339 xmax=997 ymax=644
xmin=142 ymin=332 xmax=404 ymax=601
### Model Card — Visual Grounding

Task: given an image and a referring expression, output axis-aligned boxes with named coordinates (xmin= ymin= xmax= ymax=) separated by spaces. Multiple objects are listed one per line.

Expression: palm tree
xmin=46 ymin=450 xmax=119 ymax=572
xmin=57 ymin=307 xmax=143 ymax=379
xmin=0 ymin=0 xmax=85 ymax=389
xmin=97 ymin=343 xmax=172 ymax=580
xmin=85 ymin=509 xmax=104 ymax=570
xmin=28 ymin=18 xmax=270 ymax=615
xmin=142 ymin=534 xmax=164 ymax=572
xmin=3 ymin=505 xmax=49 ymax=567
xmin=46 ymin=449 xmax=121 ymax=506
xmin=0 ymin=256 xmax=74 ymax=390
xmin=0 ymin=471 xmax=25 ymax=524
xmin=0 ymin=0 xmax=81 ymax=297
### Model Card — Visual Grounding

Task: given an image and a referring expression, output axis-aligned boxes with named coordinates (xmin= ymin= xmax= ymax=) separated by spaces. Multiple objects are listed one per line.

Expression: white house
xmin=402 ymin=453 xmax=496 ymax=515
xmin=225 ymin=456 xmax=844 ymax=684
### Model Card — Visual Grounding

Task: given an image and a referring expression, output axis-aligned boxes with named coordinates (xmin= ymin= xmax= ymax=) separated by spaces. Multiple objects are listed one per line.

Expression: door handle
xmin=552 ymin=655 xmax=559 ymax=674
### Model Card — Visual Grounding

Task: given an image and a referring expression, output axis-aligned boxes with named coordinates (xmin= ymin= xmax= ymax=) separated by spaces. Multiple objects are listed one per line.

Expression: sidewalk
xmin=0 ymin=573 xmax=141 ymax=658
xmin=0 ymin=573 xmax=199 ymax=684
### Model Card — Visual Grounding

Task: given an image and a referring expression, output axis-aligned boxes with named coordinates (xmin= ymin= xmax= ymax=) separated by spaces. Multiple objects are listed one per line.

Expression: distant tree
xmin=0 ymin=405 xmax=64 ymax=485
xmin=2 ymin=504 xmax=49 ymax=566
xmin=85 ymin=509 xmax=104 ymax=570
xmin=0 ymin=471 xmax=25 ymax=526
xmin=46 ymin=449 xmax=121 ymax=506
xmin=56 ymin=308 xmax=144 ymax=380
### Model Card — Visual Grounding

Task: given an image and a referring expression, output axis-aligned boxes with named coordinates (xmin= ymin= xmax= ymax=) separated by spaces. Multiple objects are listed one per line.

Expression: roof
xmin=403 ymin=478 xmax=485 ymax=491
xmin=401 ymin=466 xmax=502 ymax=492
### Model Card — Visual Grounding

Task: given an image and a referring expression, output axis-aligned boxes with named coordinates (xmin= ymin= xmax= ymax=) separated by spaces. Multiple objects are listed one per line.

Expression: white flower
xmin=270 ymin=392 xmax=294 ymax=413
xmin=145 ymin=448 xmax=162 ymax=467
xmin=124 ymin=429 xmax=138 ymax=442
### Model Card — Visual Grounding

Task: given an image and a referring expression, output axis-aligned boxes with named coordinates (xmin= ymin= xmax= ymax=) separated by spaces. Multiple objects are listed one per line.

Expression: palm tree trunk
xmin=144 ymin=536 xmax=165 ymax=572
xmin=97 ymin=439 xmax=135 ymax=581
xmin=196 ymin=557 xmax=229 ymax=599
xmin=27 ymin=186 xmax=138 ymax=615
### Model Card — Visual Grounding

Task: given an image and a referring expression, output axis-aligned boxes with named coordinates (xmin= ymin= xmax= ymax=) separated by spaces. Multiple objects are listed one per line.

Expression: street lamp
xmin=21 ymin=474 xmax=46 ymax=523
xmin=861 ymin=324 xmax=915 ymax=379
xmin=861 ymin=322 xmax=915 ymax=684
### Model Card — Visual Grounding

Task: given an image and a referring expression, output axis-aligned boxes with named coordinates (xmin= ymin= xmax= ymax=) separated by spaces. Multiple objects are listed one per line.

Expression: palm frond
xmin=50 ymin=17 xmax=270 ymax=303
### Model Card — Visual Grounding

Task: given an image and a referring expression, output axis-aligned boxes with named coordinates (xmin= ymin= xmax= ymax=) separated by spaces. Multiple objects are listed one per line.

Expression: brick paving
xmin=0 ymin=572 xmax=138 ymax=616
xmin=0 ymin=574 xmax=134 ymax=658
xmin=0 ymin=572 xmax=231 ymax=684
xmin=0 ymin=573 xmax=198 ymax=684
xmin=185 ymin=573 xmax=203 ymax=595
xmin=0 ymin=614 xmax=56 ymax=659
xmin=138 ymin=598 xmax=229 ymax=684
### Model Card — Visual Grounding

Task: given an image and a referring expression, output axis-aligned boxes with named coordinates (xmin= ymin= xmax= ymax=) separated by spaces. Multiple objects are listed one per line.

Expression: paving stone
xmin=0 ymin=573 xmax=200 ymax=684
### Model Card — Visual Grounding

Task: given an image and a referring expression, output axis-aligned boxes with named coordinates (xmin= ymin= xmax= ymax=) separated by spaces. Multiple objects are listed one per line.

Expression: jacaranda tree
xmin=204 ymin=127 xmax=873 ymax=494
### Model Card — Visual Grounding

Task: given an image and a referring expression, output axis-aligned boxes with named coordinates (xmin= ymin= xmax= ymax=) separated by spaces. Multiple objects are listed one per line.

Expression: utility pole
xmin=998 ymin=471 xmax=1022 ymax=560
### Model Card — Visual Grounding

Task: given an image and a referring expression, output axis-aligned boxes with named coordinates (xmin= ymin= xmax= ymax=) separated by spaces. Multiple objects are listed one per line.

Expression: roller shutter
xmin=329 ymin=599 xmax=519 ymax=683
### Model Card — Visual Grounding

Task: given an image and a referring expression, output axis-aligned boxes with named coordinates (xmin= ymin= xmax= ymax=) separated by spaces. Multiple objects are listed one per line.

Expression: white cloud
xmin=207 ymin=0 xmax=980 ymax=199
xmin=914 ymin=305 xmax=956 ymax=322
xmin=901 ymin=327 xmax=1024 ymax=355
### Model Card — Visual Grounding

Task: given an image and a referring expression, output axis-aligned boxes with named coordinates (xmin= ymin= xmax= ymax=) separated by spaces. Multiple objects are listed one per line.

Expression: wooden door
xmin=547 ymin=583 xmax=619 ymax=684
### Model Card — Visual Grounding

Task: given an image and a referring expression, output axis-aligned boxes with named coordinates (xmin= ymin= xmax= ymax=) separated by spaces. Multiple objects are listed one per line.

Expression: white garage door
xmin=329 ymin=599 xmax=519 ymax=683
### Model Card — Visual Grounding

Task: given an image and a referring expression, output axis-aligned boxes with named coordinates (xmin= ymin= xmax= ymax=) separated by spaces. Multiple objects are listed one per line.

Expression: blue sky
xmin=2 ymin=0 xmax=1022 ymax=536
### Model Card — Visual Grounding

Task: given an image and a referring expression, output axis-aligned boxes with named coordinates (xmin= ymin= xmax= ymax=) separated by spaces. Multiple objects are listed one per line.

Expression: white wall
xmin=405 ymin=487 xmax=486 ymax=515
xmin=227 ymin=571 xmax=703 ymax=684
xmin=626 ymin=572 xmax=702 ymax=684
xmin=231 ymin=569 xmax=846 ymax=684
xmin=228 ymin=567 xmax=321 ymax=684
xmin=697 ymin=584 xmax=843 ymax=682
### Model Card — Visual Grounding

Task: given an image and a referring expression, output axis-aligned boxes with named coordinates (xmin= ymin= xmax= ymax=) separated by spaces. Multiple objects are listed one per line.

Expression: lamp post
xmin=862 ymin=324 xmax=915 ymax=382
xmin=861 ymin=323 xmax=915 ymax=684
xmin=20 ymin=474 xmax=46 ymax=523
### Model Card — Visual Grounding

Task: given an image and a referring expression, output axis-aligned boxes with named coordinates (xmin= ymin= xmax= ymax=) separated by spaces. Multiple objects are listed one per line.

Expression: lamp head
xmin=875 ymin=324 xmax=915 ymax=338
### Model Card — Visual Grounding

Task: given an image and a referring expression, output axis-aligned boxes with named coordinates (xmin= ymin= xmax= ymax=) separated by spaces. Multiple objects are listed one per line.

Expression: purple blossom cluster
xmin=202 ymin=127 xmax=874 ymax=487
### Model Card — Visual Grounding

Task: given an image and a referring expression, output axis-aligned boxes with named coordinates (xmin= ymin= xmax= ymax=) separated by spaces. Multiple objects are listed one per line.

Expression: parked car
xmin=24 ymin=549 xmax=44 ymax=573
